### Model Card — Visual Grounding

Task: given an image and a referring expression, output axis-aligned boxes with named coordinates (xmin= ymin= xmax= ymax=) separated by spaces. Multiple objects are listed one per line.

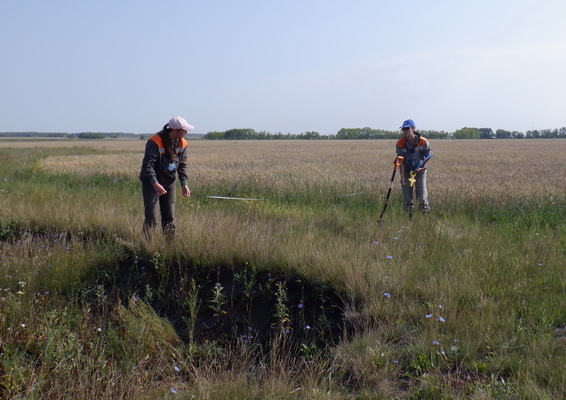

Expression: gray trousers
xmin=142 ymin=182 xmax=176 ymax=236
xmin=401 ymin=169 xmax=429 ymax=212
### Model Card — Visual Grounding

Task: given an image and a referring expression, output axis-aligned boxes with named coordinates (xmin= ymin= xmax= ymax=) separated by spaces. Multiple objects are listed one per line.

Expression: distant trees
xmin=204 ymin=131 xmax=225 ymax=140
xmin=298 ymin=131 xmax=321 ymax=140
xmin=77 ymin=132 xmax=105 ymax=139
xmin=491 ymin=128 xmax=566 ymax=139
xmin=204 ymin=129 xmax=275 ymax=140
xmin=203 ymin=126 xmax=566 ymax=140
xmin=0 ymin=132 xmax=68 ymax=138
xmin=495 ymin=129 xmax=525 ymax=139
xmin=419 ymin=130 xmax=451 ymax=139
xmin=224 ymin=129 xmax=257 ymax=140
xmin=453 ymin=128 xmax=480 ymax=139
xmin=204 ymin=127 xmax=455 ymax=140
xmin=479 ymin=128 xmax=495 ymax=139
xmin=453 ymin=127 xmax=506 ymax=139
xmin=203 ymin=129 xmax=326 ymax=140
xmin=336 ymin=127 xmax=398 ymax=139
xmin=3 ymin=126 xmax=565 ymax=141
xmin=525 ymin=128 xmax=566 ymax=138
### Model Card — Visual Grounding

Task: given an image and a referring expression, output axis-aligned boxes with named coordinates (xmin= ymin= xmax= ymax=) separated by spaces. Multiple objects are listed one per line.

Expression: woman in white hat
xmin=139 ymin=116 xmax=194 ymax=237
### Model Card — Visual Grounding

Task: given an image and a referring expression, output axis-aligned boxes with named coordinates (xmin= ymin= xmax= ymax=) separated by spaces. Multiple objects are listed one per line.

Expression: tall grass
xmin=0 ymin=139 xmax=565 ymax=398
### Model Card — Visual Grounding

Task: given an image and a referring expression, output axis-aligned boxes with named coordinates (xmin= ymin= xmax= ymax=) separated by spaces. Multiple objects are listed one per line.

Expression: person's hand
xmin=416 ymin=167 xmax=425 ymax=173
xmin=181 ymin=185 xmax=191 ymax=198
xmin=153 ymin=182 xmax=167 ymax=196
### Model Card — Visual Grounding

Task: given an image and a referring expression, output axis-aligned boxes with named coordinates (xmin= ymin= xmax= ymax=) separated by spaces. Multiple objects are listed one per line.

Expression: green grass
xmin=0 ymin=141 xmax=565 ymax=399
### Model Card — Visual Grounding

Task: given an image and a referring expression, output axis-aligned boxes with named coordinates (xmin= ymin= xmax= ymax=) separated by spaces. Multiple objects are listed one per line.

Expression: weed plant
xmin=0 ymin=139 xmax=565 ymax=398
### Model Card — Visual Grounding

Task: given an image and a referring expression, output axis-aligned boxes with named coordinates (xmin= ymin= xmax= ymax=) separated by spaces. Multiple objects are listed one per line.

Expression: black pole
xmin=378 ymin=156 xmax=403 ymax=222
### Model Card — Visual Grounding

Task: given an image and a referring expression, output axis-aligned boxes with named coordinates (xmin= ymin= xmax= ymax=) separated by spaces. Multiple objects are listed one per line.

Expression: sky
xmin=1 ymin=0 xmax=565 ymax=135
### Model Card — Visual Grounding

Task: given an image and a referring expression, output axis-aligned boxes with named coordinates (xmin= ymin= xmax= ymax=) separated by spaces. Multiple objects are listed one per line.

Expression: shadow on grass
xmin=106 ymin=250 xmax=360 ymax=350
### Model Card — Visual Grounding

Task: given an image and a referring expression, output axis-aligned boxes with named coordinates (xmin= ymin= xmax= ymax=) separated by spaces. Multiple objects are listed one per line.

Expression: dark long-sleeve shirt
xmin=139 ymin=135 xmax=188 ymax=187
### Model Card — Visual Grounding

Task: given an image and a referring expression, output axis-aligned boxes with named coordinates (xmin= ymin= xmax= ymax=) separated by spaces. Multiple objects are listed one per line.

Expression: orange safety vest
xmin=149 ymin=134 xmax=187 ymax=157
xmin=396 ymin=135 xmax=427 ymax=151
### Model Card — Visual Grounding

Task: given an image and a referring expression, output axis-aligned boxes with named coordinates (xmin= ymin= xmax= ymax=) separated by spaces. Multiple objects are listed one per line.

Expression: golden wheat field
xmin=17 ymin=138 xmax=566 ymax=201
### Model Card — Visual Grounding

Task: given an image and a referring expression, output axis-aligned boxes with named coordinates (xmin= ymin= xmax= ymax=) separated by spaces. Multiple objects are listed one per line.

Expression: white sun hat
xmin=168 ymin=116 xmax=194 ymax=132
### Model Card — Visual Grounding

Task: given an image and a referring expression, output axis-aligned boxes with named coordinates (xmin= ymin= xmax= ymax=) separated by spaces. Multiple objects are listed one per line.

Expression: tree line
xmin=204 ymin=129 xmax=326 ymax=140
xmin=203 ymin=127 xmax=566 ymax=140
xmin=3 ymin=126 xmax=565 ymax=140
xmin=0 ymin=132 xmax=140 ymax=139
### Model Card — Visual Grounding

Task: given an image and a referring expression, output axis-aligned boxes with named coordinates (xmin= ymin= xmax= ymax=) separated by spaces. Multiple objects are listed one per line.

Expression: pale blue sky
xmin=1 ymin=0 xmax=565 ymax=134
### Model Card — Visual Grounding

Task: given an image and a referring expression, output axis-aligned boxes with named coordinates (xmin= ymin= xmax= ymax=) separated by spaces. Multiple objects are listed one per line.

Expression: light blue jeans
xmin=401 ymin=169 xmax=429 ymax=212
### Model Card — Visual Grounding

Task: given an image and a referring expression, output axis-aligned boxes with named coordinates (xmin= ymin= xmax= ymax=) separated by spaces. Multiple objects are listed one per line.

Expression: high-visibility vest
xmin=149 ymin=134 xmax=187 ymax=157
xmin=396 ymin=135 xmax=427 ymax=154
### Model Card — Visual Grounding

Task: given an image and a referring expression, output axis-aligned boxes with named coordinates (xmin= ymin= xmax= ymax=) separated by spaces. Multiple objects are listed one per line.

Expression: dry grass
xmin=20 ymin=138 xmax=566 ymax=327
xmin=38 ymin=154 xmax=135 ymax=177
xmin=1 ymin=138 xmax=565 ymax=399
xmin=32 ymin=138 xmax=566 ymax=199
xmin=0 ymin=138 xmax=142 ymax=151
xmin=12 ymin=139 xmax=566 ymax=300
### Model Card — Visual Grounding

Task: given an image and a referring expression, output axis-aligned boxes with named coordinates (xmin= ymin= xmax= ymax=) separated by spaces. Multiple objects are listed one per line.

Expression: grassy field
xmin=0 ymin=138 xmax=565 ymax=399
